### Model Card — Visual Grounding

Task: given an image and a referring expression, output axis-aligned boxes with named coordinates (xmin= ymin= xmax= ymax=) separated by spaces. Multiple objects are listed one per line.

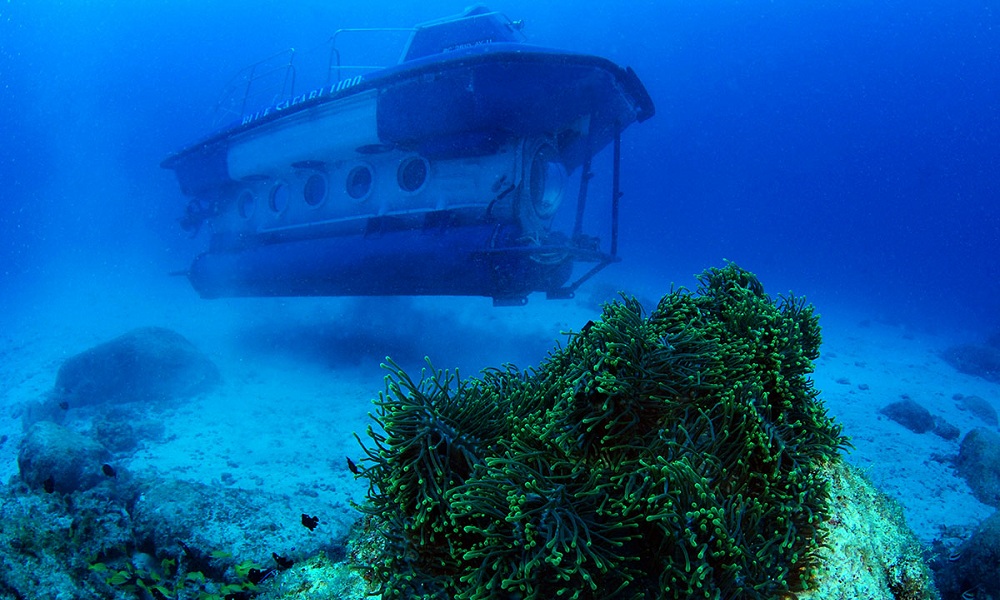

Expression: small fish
xmin=301 ymin=513 xmax=320 ymax=531
xmin=247 ymin=567 xmax=276 ymax=585
xmin=272 ymin=552 xmax=294 ymax=570
xmin=101 ymin=464 xmax=117 ymax=478
xmin=179 ymin=540 xmax=195 ymax=559
xmin=58 ymin=401 xmax=69 ymax=410
xmin=346 ymin=457 xmax=360 ymax=475
xmin=43 ymin=476 xmax=55 ymax=494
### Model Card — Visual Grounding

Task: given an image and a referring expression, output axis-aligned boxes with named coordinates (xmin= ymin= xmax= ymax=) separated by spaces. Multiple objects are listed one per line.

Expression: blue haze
xmin=1 ymin=0 xmax=998 ymax=339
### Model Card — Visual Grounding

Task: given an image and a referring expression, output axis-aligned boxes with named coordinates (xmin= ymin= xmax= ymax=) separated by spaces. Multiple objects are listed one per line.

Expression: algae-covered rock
xmin=798 ymin=462 xmax=938 ymax=599
xmin=18 ymin=420 xmax=111 ymax=494
xmin=130 ymin=478 xmax=350 ymax=567
xmin=0 ymin=481 xmax=136 ymax=600
xmin=252 ymin=552 xmax=368 ymax=600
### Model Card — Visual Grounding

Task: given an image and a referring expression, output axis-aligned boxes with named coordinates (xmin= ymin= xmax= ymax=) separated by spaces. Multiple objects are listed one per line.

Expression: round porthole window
xmin=269 ymin=182 xmax=290 ymax=213
xmin=397 ymin=156 xmax=429 ymax=193
xmin=237 ymin=190 xmax=256 ymax=219
xmin=346 ymin=165 xmax=373 ymax=201
xmin=303 ymin=174 xmax=327 ymax=207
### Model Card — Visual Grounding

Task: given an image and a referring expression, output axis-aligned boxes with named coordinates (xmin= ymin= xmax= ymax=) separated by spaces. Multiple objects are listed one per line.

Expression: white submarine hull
xmin=162 ymin=7 xmax=654 ymax=304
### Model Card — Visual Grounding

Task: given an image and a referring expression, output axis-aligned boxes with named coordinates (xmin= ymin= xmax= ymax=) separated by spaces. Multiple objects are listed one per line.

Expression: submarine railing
xmin=326 ymin=28 xmax=414 ymax=86
xmin=212 ymin=48 xmax=298 ymax=129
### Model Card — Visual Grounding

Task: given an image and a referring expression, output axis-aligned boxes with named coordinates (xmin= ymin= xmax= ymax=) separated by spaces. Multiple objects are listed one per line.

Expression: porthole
xmin=237 ymin=191 xmax=256 ymax=219
xmin=397 ymin=156 xmax=429 ymax=193
xmin=269 ymin=182 xmax=289 ymax=213
xmin=346 ymin=165 xmax=373 ymax=201
xmin=303 ymin=174 xmax=327 ymax=207
xmin=527 ymin=144 xmax=566 ymax=220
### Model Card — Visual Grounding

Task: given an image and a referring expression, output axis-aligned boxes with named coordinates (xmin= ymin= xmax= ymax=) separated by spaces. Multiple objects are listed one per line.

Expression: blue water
xmin=1 ymin=0 xmax=997 ymax=333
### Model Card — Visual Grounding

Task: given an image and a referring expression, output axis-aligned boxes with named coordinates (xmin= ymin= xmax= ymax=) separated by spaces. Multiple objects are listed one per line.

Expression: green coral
xmin=355 ymin=263 xmax=849 ymax=599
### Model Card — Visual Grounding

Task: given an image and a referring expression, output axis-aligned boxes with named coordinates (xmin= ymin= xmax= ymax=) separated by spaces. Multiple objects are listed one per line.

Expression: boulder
xmin=955 ymin=394 xmax=999 ymax=427
xmin=18 ymin=421 xmax=111 ymax=494
xmin=941 ymin=343 xmax=1000 ymax=383
xmin=931 ymin=417 xmax=960 ymax=441
xmin=52 ymin=327 xmax=219 ymax=407
xmin=879 ymin=399 xmax=935 ymax=434
xmin=956 ymin=427 xmax=1000 ymax=507
xmin=933 ymin=509 xmax=1000 ymax=598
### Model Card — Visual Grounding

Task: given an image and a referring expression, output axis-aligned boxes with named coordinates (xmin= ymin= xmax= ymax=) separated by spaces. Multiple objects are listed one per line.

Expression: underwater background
xmin=1 ymin=1 xmax=999 ymax=599
xmin=1 ymin=0 xmax=997 ymax=333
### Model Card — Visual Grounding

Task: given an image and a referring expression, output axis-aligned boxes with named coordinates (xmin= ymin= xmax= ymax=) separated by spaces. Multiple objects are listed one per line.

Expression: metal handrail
xmin=213 ymin=48 xmax=297 ymax=127
xmin=326 ymin=27 xmax=414 ymax=85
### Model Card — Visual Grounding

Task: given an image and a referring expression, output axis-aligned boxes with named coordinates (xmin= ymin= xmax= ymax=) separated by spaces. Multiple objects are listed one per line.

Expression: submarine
xmin=161 ymin=6 xmax=654 ymax=305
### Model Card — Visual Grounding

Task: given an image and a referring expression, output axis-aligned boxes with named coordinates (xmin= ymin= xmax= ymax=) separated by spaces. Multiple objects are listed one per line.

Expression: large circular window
xmin=346 ymin=165 xmax=373 ymax=201
xmin=397 ymin=156 xmax=429 ymax=193
xmin=269 ymin=182 xmax=290 ymax=213
xmin=303 ymin=174 xmax=327 ymax=207
xmin=237 ymin=190 xmax=256 ymax=219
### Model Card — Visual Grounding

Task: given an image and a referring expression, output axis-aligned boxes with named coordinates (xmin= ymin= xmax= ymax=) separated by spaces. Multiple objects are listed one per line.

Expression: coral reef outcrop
xmin=355 ymin=264 xmax=851 ymax=599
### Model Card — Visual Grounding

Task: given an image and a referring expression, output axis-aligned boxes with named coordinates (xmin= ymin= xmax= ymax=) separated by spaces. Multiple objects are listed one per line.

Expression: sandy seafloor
xmin=0 ymin=267 xmax=996 ymax=571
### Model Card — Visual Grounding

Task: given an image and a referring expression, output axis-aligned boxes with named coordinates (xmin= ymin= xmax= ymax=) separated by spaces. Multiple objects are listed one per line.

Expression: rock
xmin=932 ymin=417 xmax=960 ymax=441
xmin=956 ymin=428 xmax=1000 ymax=507
xmin=956 ymin=394 xmax=999 ymax=427
xmin=796 ymin=462 xmax=938 ymax=600
xmin=933 ymin=509 xmax=1000 ymax=599
xmin=20 ymin=397 xmax=67 ymax=430
xmin=879 ymin=399 xmax=936 ymax=434
xmin=254 ymin=552 xmax=367 ymax=600
xmin=18 ymin=421 xmax=111 ymax=494
xmin=52 ymin=327 xmax=219 ymax=407
xmin=0 ymin=484 xmax=134 ymax=600
xmin=131 ymin=479 xmax=353 ymax=567
xmin=90 ymin=417 xmax=140 ymax=453
xmin=941 ymin=343 xmax=1000 ymax=383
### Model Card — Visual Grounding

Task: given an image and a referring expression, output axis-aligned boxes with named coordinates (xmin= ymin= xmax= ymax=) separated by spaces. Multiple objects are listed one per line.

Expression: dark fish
xmin=580 ymin=320 xmax=596 ymax=335
xmin=346 ymin=456 xmax=360 ymax=475
xmin=43 ymin=476 xmax=55 ymax=493
xmin=179 ymin=540 xmax=195 ymax=559
xmin=101 ymin=464 xmax=117 ymax=478
xmin=301 ymin=513 xmax=320 ymax=531
xmin=247 ymin=567 xmax=275 ymax=585
xmin=272 ymin=552 xmax=294 ymax=570
xmin=58 ymin=401 xmax=69 ymax=410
